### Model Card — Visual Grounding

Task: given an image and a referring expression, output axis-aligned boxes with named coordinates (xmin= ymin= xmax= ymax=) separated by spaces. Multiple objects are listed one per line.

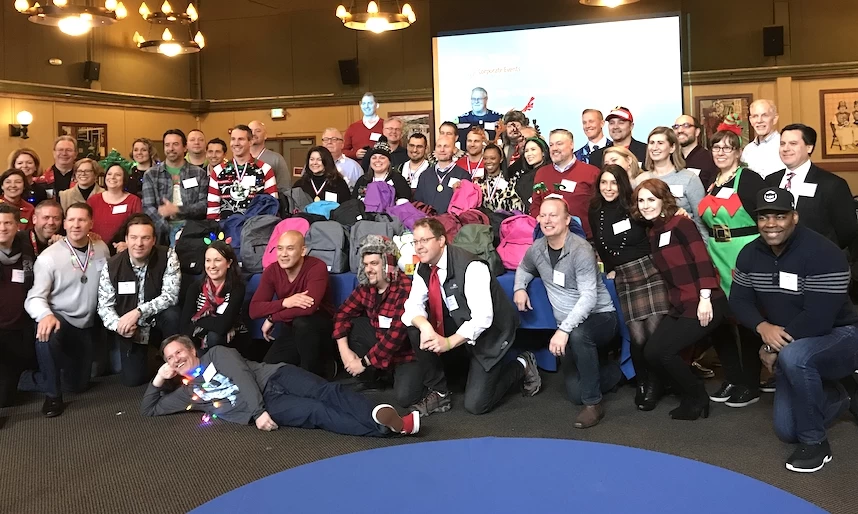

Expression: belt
xmin=707 ymin=225 xmax=758 ymax=242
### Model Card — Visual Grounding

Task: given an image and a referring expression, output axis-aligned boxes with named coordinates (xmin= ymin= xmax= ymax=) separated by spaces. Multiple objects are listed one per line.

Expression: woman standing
xmin=352 ymin=137 xmax=411 ymax=202
xmin=9 ymin=149 xmax=49 ymax=206
xmin=59 ymin=158 xmax=105 ymax=212
xmin=509 ymin=137 xmax=550 ymax=209
xmin=633 ymin=179 xmax=726 ymax=420
xmin=293 ymin=146 xmax=351 ymax=204
xmin=181 ymin=241 xmax=246 ymax=351
xmin=589 ymin=165 xmax=670 ymax=410
xmin=128 ymin=138 xmax=158 ymax=197
xmin=699 ymin=130 xmax=766 ymax=408
xmin=636 ymin=127 xmax=709 ymax=243
xmin=455 ymin=127 xmax=488 ymax=179
xmin=0 ymin=169 xmax=35 ymax=229
xmin=88 ymin=164 xmax=143 ymax=249
xmin=480 ymin=144 xmax=523 ymax=211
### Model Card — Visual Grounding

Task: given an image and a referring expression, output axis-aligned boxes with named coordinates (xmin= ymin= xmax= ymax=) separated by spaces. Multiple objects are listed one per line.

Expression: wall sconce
xmin=10 ymin=111 xmax=33 ymax=139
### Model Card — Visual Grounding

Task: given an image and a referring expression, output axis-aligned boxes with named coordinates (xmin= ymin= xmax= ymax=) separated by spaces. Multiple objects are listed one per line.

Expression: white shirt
xmin=778 ymin=159 xmax=813 ymax=208
xmin=741 ymin=131 xmax=785 ymax=179
xmin=400 ymin=160 xmax=429 ymax=188
xmin=335 ymin=154 xmax=363 ymax=191
xmin=553 ymin=158 xmax=576 ymax=173
xmin=401 ymin=246 xmax=494 ymax=344
xmin=587 ymin=137 xmax=610 ymax=152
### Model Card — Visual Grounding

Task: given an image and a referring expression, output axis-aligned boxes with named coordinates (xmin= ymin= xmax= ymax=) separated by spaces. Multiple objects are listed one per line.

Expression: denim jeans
xmin=561 ymin=311 xmax=620 ymax=406
xmin=773 ymin=324 xmax=858 ymax=444
xmin=115 ymin=306 xmax=183 ymax=387
xmin=18 ymin=315 xmax=94 ymax=399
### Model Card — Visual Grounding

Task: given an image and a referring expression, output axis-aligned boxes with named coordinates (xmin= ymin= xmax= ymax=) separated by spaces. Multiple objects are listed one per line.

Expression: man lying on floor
xmin=141 ymin=335 xmax=419 ymax=437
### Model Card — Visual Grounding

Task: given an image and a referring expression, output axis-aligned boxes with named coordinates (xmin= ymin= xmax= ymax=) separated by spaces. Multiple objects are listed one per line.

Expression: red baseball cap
xmin=606 ymin=106 xmax=634 ymax=123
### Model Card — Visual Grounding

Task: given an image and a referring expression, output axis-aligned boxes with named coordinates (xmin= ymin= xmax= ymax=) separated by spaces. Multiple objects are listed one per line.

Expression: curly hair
xmin=631 ymin=178 xmax=679 ymax=220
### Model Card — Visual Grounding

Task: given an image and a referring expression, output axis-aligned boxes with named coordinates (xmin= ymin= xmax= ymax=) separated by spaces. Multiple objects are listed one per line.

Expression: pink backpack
xmin=497 ymin=215 xmax=537 ymax=270
xmin=448 ymin=180 xmax=482 ymax=215
xmin=262 ymin=218 xmax=311 ymax=269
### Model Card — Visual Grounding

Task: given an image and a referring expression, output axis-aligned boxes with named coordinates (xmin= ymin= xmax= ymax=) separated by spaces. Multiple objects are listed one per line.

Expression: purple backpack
xmin=387 ymin=202 xmax=426 ymax=230
xmin=364 ymin=181 xmax=396 ymax=213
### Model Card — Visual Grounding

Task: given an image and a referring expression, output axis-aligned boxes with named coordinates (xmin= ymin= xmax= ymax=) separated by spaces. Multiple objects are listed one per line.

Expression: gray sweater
xmin=514 ymin=231 xmax=614 ymax=333
xmin=635 ymin=169 xmax=709 ymax=244
xmin=257 ymin=149 xmax=292 ymax=193
xmin=25 ymin=238 xmax=111 ymax=329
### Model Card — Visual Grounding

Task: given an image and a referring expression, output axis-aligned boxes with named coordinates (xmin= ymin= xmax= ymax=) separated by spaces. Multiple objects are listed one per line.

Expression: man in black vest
xmin=97 ymin=213 xmax=181 ymax=387
xmin=401 ymin=218 xmax=541 ymax=416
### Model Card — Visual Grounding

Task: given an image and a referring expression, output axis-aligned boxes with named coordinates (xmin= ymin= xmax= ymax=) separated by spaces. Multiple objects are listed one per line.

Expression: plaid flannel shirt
xmin=332 ymin=276 xmax=414 ymax=370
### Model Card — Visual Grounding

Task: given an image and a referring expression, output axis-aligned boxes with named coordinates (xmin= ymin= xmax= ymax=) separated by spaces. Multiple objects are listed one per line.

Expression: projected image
xmin=434 ymin=16 xmax=683 ymax=148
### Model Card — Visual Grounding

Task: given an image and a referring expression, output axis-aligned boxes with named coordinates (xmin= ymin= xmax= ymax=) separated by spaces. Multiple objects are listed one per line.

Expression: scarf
xmin=191 ymin=277 xmax=226 ymax=323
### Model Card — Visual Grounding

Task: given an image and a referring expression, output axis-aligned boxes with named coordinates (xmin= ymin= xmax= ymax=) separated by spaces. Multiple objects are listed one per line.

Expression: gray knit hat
xmin=356 ymin=235 xmax=401 ymax=285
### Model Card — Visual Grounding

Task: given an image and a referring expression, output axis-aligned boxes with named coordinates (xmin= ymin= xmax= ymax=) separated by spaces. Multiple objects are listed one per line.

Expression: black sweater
xmin=181 ymin=278 xmax=246 ymax=338
xmin=589 ymin=201 xmax=651 ymax=272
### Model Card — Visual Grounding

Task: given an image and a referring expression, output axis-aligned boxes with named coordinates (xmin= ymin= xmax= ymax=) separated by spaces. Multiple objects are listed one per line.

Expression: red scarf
xmin=191 ymin=278 xmax=226 ymax=323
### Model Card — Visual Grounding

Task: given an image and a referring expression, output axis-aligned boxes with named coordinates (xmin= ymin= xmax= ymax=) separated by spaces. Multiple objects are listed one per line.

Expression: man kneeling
xmin=142 ymin=335 xmax=419 ymax=436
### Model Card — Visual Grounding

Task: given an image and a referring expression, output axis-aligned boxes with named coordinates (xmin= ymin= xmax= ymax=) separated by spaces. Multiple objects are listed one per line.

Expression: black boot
xmin=634 ymin=381 xmax=646 ymax=409
xmin=639 ymin=374 xmax=662 ymax=411
xmin=669 ymin=385 xmax=710 ymax=421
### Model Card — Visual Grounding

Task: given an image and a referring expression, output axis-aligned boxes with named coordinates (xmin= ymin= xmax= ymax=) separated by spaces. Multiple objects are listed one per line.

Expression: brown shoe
xmin=574 ymin=404 xmax=604 ymax=429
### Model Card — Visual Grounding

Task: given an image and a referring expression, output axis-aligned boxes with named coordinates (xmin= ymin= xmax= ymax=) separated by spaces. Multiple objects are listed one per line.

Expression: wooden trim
xmin=205 ymin=89 xmax=433 ymax=112
xmin=0 ymin=80 xmax=192 ymax=112
xmin=817 ymin=161 xmax=858 ymax=173
xmin=684 ymin=61 xmax=858 ymax=85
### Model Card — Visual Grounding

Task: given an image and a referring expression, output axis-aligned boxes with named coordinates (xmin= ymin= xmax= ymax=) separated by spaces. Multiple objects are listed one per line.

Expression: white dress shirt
xmin=335 ymin=154 xmax=363 ymax=191
xmin=778 ymin=159 xmax=813 ymax=208
xmin=401 ymin=246 xmax=494 ymax=344
xmin=587 ymin=137 xmax=610 ymax=152
xmin=741 ymin=131 xmax=785 ymax=179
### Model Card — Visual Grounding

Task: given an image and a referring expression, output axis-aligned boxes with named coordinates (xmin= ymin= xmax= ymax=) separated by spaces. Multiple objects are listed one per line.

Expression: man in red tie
xmin=401 ymin=218 xmax=541 ymax=417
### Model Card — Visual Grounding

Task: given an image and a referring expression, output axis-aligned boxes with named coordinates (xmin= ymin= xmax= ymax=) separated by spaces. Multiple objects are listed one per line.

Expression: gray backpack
xmin=240 ymin=215 xmax=281 ymax=274
xmin=306 ymin=221 xmax=350 ymax=273
xmin=349 ymin=219 xmax=402 ymax=273
xmin=286 ymin=187 xmax=313 ymax=214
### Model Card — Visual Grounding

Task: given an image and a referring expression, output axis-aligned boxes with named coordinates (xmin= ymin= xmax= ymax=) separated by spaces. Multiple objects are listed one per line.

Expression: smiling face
xmin=322 ymin=129 xmax=345 ymax=157
xmin=362 ymin=253 xmax=389 ymax=290
xmin=673 ymin=115 xmax=699 ymax=147
xmin=370 ymin=153 xmax=390 ymax=173
xmin=230 ymin=128 xmax=251 ymax=159
xmin=54 ymin=140 xmax=77 ymax=169
xmin=64 ymin=206 xmax=93 ymax=245
xmin=104 ymin=165 xmax=125 ymax=192
xmin=308 ymin=151 xmax=325 ymax=175
xmin=599 ymin=171 xmax=619 ymax=203
xmin=582 ymin=111 xmax=604 ymax=142
xmin=711 ymin=139 xmax=739 ymax=171
xmin=132 ymin=142 xmax=151 ymax=166
xmin=484 ymin=148 xmax=502 ymax=176
xmin=34 ymin=204 xmax=62 ymax=241
xmin=249 ymin=121 xmax=266 ymax=146
xmin=608 ymin=118 xmax=633 ymax=143
xmin=360 ymin=95 xmax=377 ymax=117
xmin=205 ymin=247 xmax=231 ymax=283
xmin=647 ymin=133 xmax=674 ymax=165
xmin=2 ymin=173 xmax=25 ymax=201
xmin=471 ymin=89 xmax=488 ymax=115
xmin=75 ymin=161 xmax=96 ymax=188
xmin=0 ymin=212 xmax=17 ymax=247
xmin=14 ymin=153 xmax=37 ymax=177
xmin=163 ymin=340 xmax=200 ymax=377
xmin=523 ymin=140 xmax=544 ymax=166
xmin=206 ymin=142 xmax=225 ymax=166
xmin=636 ymin=187 xmax=663 ymax=220
xmin=465 ymin=132 xmax=484 ymax=157
xmin=434 ymin=138 xmax=454 ymax=163
xmin=538 ymin=198 xmax=570 ymax=239
xmin=548 ymin=133 xmax=573 ymax=165
xmin=383 ymin=120 xmax=403 ymax=145
xmin=406 ymin=136 xmax=426 ymax=162
xmin=757 ymin=210 xmax=798 ymax=248
xmin=603 ymin=150 xmax=631 ymax=172
xmin=126 ymin=222 xmax=156 ymax=263
xmin=413 ymin=225 xmax=444 ymax=265
xmin=749 ymin=101 xmax=778 ymax=139
xmin=163 ymin=134 xmax=186 ymax=165
xmin=276 ymin=232 xmax=306 ymax=271
xmin=779 ymin=129 xmax=812 ymax=169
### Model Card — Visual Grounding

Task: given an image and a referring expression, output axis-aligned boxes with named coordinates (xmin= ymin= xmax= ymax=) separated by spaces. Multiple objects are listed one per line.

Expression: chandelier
xmin=133 ymin=1 xmax=204 ymax=57
xmin=14 ymin=0 xmax=127 ymax=36
xmin=579 ymin=0 xmax=640 ymax=7
xmin=336 ymin=1 xmax=415 ymax=33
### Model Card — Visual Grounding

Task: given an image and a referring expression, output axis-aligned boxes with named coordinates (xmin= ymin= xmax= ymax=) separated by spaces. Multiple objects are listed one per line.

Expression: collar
xmin=588 ymin=137 xmax=609 ymax=150
xmin=786 ymin=159 xmax=812 ymax=177
xmin=553 ymin=158 xmax=576 ymax=173
xmin=335 ymin=154 xmax=349 ymax=164
xmin=435 ymin=162 xmax=455 ymax=173
xmin=434 ymin=246 xmax=449 ymax=272
xmin=407 ymin=159 xmax=428 ymax=171
xmin=754 ymin=131 xmax=779 ymax=146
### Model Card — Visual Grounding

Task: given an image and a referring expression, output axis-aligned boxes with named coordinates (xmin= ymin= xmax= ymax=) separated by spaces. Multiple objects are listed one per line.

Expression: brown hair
xmin=130 ymin=138 xmax=159 ymax=165
xmin=709 ymin=130 xmax=742 ymax=152
xmin=413 ymin=217 xmax=447 ymax=242
xmin=160 ymin=334 xmax=195 ymax=356
xmin=8 ymin=148 xmax=42 ymax=177
xmin=631 ymin=178 xmax=679 ymax=220
xmin=644 ymin=126 xmax=686 ymax=172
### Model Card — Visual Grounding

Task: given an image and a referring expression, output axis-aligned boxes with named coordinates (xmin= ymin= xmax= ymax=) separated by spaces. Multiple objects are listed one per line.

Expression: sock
xmin=517 ymin=356 xmax=527 ymax=369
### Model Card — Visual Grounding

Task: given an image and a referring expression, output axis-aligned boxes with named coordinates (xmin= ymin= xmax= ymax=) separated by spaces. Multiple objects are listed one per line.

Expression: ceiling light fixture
xmin=15 ymin=0 xmax=127 ymax=36
xmin=336 ymin=1 xmax=416 ymax=33
xmin=134 ymin=1 xmax=204 ymax=56
xmin=579 ymin=0 xmax=640 ymax=7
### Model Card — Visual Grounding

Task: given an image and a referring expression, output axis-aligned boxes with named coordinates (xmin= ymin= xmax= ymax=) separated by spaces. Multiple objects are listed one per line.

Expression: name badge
xmin=560 ymin=179 xmax=577 ymax=193
xmin=182 ymin=177 xmax=199 ymax=189
xmin=669 ymin=185 xmax=684 ymax=198
xmin=472 ymin=168 xmax=485 ymax=179
xmin=445 ymin=295 xmax=459 ymax=311
xmin=241 ymin=176 xmax=257 ymax=188
xmin=495 ymin=177 xmax=509 ymax=189
xmin=369 ymin=132 xmax=382 ymax=142
xmin=387 ymin=180 xmax=395 ymax=186
xmin=112 ymin=204 xmax=128 ymax=215
xmin=779 ymin=272 xmax=798 ymax=292
xmin=612 ymin=218 xmax=631 ymax=235
xmin=203 ymin=363 xmax=217 ymax=383
xmin=659 ymin=231 xmax=671 ymax=248
xmin=448 ymin=177 xmax=461 ymax=188
xmin=216 ymin=302 xmax=229 ymax=315
xmin=324 ymin=191 xmax=338 ymax=202
xmin=798 ymin=183 xmax=817 ymax=198
xmin=378 ymin=315 xmax=392 ymax=329
xmin=552 ymin=270 xmax=565 ymax=286
xmin=485 ymin=122 xmax=496 ymax=130
xmin=11 ymin=269 xmax=25 ymax=283
xmin=715 ymin=187 xmax=734 ymax=200
xmin=118 ymin=281 xmax=136 ymax=295
xmin=687 ymin=167 xmax=701 ymax=176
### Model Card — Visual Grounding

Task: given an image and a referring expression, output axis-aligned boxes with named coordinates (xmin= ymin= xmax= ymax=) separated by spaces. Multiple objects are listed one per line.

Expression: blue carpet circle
xmin=192 ymin=437 xmax=824 ymax=514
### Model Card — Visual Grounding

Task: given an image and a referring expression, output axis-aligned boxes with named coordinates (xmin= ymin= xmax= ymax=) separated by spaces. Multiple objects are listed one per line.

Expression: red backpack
xmin=433 ymin=213 xmax=463 ymax=241
xmin=448 ymin=180 xmax=483 ymax=215
xmin=497 ymin=215 xmax=537 ymax=270
xmin=458 ymin=208 xmax=489 ymax=226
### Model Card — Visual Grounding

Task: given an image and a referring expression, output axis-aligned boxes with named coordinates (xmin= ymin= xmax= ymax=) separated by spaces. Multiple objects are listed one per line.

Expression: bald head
xmin=249 ymin=120 xmax=267 ymax=148
xmin=435 ymin=136 xmax=455 ymax=164
xmin=276 ymin=231 xmax=306 ymax=271
xmin=322 ymin=127 xmax=345 ymax=158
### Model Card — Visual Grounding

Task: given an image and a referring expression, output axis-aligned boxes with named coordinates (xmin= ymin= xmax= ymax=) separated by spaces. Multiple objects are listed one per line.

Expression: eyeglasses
xmin=414 ymin=236 xmax=439 ymax=246
xmin=711 ymin=146 xmax=735 ymax=153
xmin=321 ymin=137 xmax=343 ymax=143
xmin=76 ymin=169 xmax=95 ymax=175
xmin=672 ymin=123 xmax=696 ymax=130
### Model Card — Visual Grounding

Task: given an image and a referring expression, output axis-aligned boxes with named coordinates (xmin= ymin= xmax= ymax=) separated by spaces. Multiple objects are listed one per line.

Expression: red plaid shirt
xmin=648 ymin=215 xmax=723 ymax=318
xmin=332 ymin=276 xmax=415 ymax=370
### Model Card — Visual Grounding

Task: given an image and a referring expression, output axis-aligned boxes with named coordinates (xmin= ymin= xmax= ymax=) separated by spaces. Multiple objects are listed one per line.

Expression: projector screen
xmin=432 ymin=16 xmax=682 ymax=147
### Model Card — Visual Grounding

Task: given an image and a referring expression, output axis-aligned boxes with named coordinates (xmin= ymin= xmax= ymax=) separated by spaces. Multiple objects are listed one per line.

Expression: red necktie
xmin=427 ymin=265 xmax=445 ymax=336
xmin=784 ymin=172 xmax=796 ymax=191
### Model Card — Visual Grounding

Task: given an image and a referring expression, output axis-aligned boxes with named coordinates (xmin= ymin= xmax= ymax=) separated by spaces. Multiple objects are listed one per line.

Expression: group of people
xmin=1 ymin=93 xmax=857 ymax=475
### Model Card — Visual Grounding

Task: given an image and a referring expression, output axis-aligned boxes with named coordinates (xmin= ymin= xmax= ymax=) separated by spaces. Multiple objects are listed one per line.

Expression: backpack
xmin=240 ymin=215 xmax=281 ymax=274
xmin=387 ymin=201 xmax=426 ymax=230
xmin=454 ymin=225 xmax=505 ymax=277
xmin=411 ymin=201 xmax=437 ymax=215
xmin=486 ymin=210 xmax=515 ymax=248
xmin=448 ymin=180 xmax=483 ymax=215
xmin=286 ymin=187 xmax=314 ymax=214
xmin=498 ymin=215 xmax=537 ymax=270
xmin=174 ymin=219 xmax=221 ymax=275
xmin=306 ymin=221 xmax=350 ymax=273
xmin=330 ymin=199 xmax=367 ymax=226
xmin=304 ymin=200 xmax=339 ymax=219
xmin=433 ymin=213 xmax=463 ymax=241
xmin=458 ymin=208 xmax=489 ymax=226
xmin=533 ymin=215 xmax=586 ymax=241
xmin=292 ymin=212 xmax=327 ymax=225
xmin=364 ymin=181 xmax=396 ymax=213
xmin=220 ymin=214 xmax=247 ymax=254
xmin=394 ymin=232 xmax=419 ymax=275
xmin=245 ymin=193 xmax=281 ymax=217
xmin=349 ymin=219 xmax=400 ymax=273
xmin=262 ymin=218 xmax=312 ymax=270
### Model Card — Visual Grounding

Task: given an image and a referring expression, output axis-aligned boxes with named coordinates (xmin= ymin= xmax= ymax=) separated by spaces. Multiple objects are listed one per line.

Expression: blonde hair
xmin=602 ymin=145 xmax=642 ymax=179
xmin=130 ymin=138 xmax=159 ymax=164
xmin=53 ymin=135 xmax=77 ymax=150
xmin=8 ymin=148 xmax=42 ymax=177
xmin=73 ymin=158 xmax=103 ymax=178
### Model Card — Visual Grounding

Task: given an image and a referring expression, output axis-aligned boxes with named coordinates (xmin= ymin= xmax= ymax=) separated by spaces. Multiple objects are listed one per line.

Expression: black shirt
xmin=684 ymin=146 xmax=719 ymax=191
xmin=548 ymin=246 xmax=562 ymax=268
xmin=588 ymin=200 xmax=651 ymax=272
xmin=706 ymin=167 xmax=766 ymax=220
xmin=52 ymin=165 xmax=74 ymax=195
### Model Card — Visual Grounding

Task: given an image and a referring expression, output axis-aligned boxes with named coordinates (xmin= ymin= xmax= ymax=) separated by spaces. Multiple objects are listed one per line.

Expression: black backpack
xmin=330 ymin=199 xmax=367 ymax=227
xmin=175 ymin=219 xmax=221 ymax=275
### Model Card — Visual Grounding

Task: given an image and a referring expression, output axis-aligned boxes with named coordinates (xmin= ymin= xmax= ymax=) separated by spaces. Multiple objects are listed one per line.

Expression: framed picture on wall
xmin=389 ymin=111 xmax=435 ymax=150
xmin=694 ymin=95 xmax=752 ymax=146
xmin=58 ymin=123 xmax=108 ymax=161
xmin=819 ymin=89 xmax=858 ymax=159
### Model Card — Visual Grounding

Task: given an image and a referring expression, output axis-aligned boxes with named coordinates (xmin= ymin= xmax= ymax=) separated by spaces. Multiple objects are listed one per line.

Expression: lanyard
xmin=63 ymin=237 xmax=93 ymax=282
xmin=488 ymin=175 xmax=505 ymax=197
xmin=29 ymin=230 xmax=40 ymax=256
xmin=466 ymin=156 xmax=484 ymax=175
xmin=232 ymin=159 xmax=250 ymax=183
xmin=435 ymin=162 xmax=455 ymax=185
xmin=255 ymin=148 xmax=265 ymax=162
xmin=311 ymin=179 xmax=328 ymax=197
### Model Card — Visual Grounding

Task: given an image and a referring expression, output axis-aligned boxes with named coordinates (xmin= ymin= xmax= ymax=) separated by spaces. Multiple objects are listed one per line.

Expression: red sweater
xmin=343 ymin=119 xmax=384 ymax=159
xmin=0 ymin=198 xmax=34 ymax=230
xmin=88 ymin=193 xmax=143 ymax=242
xmin=530 ymin=160 xmax=600 ymax=238
xmin=248 ymin=256 xmax=334 ymax=323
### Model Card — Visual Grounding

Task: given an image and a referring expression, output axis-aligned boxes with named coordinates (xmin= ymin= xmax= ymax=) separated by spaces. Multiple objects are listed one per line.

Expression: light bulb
xmin=105 ymin=0 xmax=117 ymax=10
xmin=132 ymin=31 xmax=144 ymax=44
xmin=407 ymin=12 xmax=416 ymax=23
xmin=365 ymin=16 xmax=389 ymax=33
xmin=58 ymin=16 xmax=91 ymax=36
xmin=159 ymin=42 xmax=182 ymax=57
xmin=162 ymin=28 xmax=172 ymax=40
xmin=139 ymin=1 xmax=150 ymax=18
xmin=402 ymin=3 xmax=413 ymax=16
xmin=80 ymin=12 xmax=92 ymax=20
xmin=335 ymin=4 xmax=347 ymax=18
xmin=367 ymin=1 xmax=378 ymax=13
xmin=161 ymin=0 xmax=172 ymax=14
xmin=194 ymin=31 xmax=205 ymax=49
xmin=115 ymin=2 xmax=127 ymax=18
xmin=14 ymin=0 xmax=29 ymax=13
xmin=186 ymin=3 xmax=197 ymax=21
xmin=16 ymin=111 xmax=33 ymax=126
xmin=604 ymin=0 xmax=621 ymax=6
xmin=54 ymin=0 xmax=67 ymax=6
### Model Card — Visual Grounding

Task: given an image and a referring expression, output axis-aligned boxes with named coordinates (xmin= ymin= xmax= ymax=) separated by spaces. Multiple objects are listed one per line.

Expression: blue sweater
xmin=730 ymin=225 xmax=858 ymax=340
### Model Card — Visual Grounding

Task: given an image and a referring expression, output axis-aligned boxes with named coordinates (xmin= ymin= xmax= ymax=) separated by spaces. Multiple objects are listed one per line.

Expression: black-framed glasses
xmin=672 ymin=123 xmax=696 ymax=130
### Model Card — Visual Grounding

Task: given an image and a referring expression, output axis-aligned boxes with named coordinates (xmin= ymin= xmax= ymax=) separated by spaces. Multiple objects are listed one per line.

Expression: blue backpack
xmin=219 ymin=194 xmax=283 ymax=254
xmin=304 ymin=200 xmax=340 ymax=219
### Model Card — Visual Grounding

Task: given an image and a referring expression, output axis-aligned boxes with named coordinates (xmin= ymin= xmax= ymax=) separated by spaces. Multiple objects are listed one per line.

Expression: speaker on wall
xmin=763 ymin=26 xmax=784 ymax=57
xmin=338 ymin=59 xmax=360 ymax=86
xmin=84 ymin=60 xmax=101 ymax=81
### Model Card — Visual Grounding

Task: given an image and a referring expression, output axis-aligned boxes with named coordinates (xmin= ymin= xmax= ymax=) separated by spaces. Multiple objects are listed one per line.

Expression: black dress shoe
xmin=42 ymin=397 xmax=64 ymax=418
xmin=639 ymin=376 xmax=663 ymax=411
xmin=634 ymin=383 xmax=646 ymax=408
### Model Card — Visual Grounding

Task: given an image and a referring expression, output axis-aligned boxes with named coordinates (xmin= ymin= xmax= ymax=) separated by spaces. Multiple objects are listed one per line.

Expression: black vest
xmin=107 ymin=246 xmax=169 ymax=319
xmin=416 ymin=245 xmax=519 ymax=372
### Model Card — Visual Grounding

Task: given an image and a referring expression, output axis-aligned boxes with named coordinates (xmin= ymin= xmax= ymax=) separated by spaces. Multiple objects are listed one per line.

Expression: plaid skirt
xmin=613 ymin=255 xmax=670 ymax=323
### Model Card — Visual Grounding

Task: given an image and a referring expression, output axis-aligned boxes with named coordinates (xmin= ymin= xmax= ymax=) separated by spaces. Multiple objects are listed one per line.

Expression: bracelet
xmin=362 ymin=355 xmax=370 ymax=367
xmin=764 ymin=344 xmax=776 ymax=354
xmin=445 ymin=337 xmax=451 ymax=351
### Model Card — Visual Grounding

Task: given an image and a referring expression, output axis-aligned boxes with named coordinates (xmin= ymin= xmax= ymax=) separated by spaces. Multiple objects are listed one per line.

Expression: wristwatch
xmin=763 ymin=344 xmax=776 ymax=354
xmin=362 ymin=355 xmax=371 ymax=367
xmin=699 ymin=289 xmax=711 ymax=299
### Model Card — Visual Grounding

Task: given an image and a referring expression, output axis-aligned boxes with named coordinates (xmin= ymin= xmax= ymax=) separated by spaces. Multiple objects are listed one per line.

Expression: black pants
xmin=18 ymin=315 xmax=94 ymax=399
xmin=712 ymin=322 xmax=762 ymax=392
xmin=115 ymin=306 xmax=182 ymax=387
xmin=644 ymin=298 xmax=726 ymax=395
xmin=407 ymin=325 xmax=525 ymax=415
xmin=0 ymin=326 xmax=36 ymax=407
xmin=264 ymin=312 xmax=334 ymax=377
xmin=347 ymin=317 xmax=425 ymax=407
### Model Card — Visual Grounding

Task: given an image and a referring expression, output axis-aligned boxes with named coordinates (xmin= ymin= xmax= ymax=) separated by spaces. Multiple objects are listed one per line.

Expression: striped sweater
xmin=206 ymin=159 xmax=277 ymax=220
xmin=730 ymin=225 xmax=858 ymax=340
